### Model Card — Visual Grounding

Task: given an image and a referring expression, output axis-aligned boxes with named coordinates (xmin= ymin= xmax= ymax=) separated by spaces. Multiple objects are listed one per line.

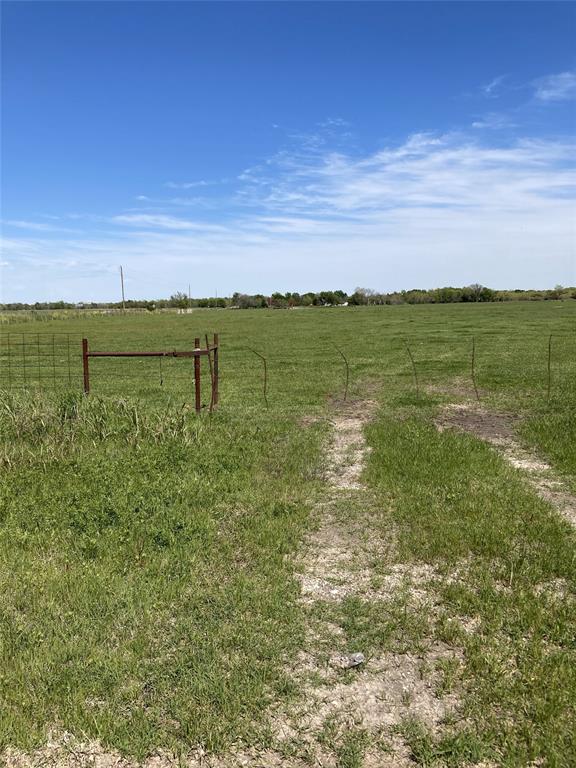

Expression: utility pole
xmin=120 ymin=266 xmax=126 ymax=311
xmin=188 ymin=283 xmax=192 ymax=309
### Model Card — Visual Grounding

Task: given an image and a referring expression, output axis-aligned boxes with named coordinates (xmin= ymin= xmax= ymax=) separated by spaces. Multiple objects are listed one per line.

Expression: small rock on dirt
xmin=331 ymin=651 xmax=366 ymax=669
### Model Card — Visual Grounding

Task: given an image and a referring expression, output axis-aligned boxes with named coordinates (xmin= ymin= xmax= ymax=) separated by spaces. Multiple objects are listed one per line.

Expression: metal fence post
xmin=213 ymin=333 xmax=219 ymax=407
xmin=82 ymin=338 xmax=90 ymax=394
xmin=547 ymin=334 xmax=553 ymax=399
xmin=205 ymin=334 xmax=214 ymax=413
xmin=194 ymin=337 xmax=201 ymax=413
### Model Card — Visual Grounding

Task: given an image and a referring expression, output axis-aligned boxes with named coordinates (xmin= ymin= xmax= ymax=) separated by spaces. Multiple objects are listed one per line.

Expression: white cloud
xmin=164 ymin=180 xmax=210 ymax=189
xmin=242 ymin=133 xmax=575 ymax=219
xmin=481 ymin=75 xmax=507 ymax=98
xmin=3 ymin=219 xmax=64 ymax=231
xmin=472 ymin=113 xmax=516 ymax=130
xmin=533 ymin=71 xmax=576 ymax=102
xmin=127 ymin=195 xmax=217 ymax=209
xmin=317 ymin=117 xmax=350 ymax=128
xmin=166 ymin=196 xmax=215 ymax=207
xmin=3 ymin=128 xmax=575 ymax=301
xmin=111 ymin=214 xmax=224 ymax=231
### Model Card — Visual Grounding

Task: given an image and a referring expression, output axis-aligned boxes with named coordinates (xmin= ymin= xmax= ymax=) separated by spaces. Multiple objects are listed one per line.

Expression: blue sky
xmin=1 ymin=1 xmax=575 ymax=302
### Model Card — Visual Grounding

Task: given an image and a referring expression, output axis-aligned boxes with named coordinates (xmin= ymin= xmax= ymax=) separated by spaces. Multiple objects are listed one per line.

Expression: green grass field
xmin=1 ymin=302 xmax=575 ymax=767
xmin=1 ymin=301 xmax=575 ymax=409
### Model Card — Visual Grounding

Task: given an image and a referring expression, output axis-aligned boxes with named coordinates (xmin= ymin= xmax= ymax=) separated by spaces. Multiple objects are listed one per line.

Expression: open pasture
xmin=1 ymin=301 xmax=575 ymax=767
xmin=1 ymin=301 xmax=575 ymax=408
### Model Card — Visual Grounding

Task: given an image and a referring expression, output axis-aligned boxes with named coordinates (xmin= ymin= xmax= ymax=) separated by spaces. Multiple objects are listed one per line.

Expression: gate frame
xmin=81 ymin=334 xmax=219 ymax=412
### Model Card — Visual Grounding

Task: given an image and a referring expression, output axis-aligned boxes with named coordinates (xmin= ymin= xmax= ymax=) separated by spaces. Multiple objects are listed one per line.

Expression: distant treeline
xmin=2 ymin=284 xmax=575 ymax=311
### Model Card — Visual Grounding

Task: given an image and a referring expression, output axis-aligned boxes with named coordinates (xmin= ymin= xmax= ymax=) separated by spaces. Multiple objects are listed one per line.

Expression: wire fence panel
xmin=0 ymin=333 xmax=217 ymax=404
xmin=0 ymin=333 xmax=82 ymax=391
xmin=0 ymin=331 xmax=574 ymax=410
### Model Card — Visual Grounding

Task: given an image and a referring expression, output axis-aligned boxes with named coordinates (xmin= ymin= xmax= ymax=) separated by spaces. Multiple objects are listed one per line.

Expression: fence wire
xmin=0 ymin=332 xmax=574 ymax=410
xmin=0 ymin=333 xmax=81 ymax=390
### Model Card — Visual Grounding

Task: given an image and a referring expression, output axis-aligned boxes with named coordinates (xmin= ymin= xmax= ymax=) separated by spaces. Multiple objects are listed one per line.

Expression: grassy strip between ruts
xmin=0 ymin=392 xmax=326 ymax=758
xmin=360 ymin=397 xmax=576 ymax=767
xmin=520 ymin=393 xmax=576 ymax=494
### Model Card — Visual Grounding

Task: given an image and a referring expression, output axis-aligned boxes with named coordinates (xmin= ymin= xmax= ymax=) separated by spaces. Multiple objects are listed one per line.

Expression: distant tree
xmin=465 ymin=283 xmax=495 ymax=302
xmin=351 ymin=287 xmax=380 ymax=305
xmin=168 ymin=291 xmax=190 ymax=308
xmin=478 ymin=286 xmax=496 ymax=302
xmin=548 ymin=285 xmax=565 ymax=300
xmin=349 ymin=290 xmax=368 ymax=306
xmin=286 ymin=292 xmax=300 ymax=307
xmin=270 ymin=292 xmax=288 ymax=308
xmin=300 ymin=292 xmax=315 ymax=306
xmin=314 ymin=291 xmax=338 ymax=306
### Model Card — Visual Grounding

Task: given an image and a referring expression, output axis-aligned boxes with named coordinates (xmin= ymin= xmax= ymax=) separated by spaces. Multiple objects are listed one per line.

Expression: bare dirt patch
xmin=324 ymin=399 xmax=377 ymax=490
xmin=435 ymin=403 xmax=519 ymax=444
xmin=296 ymin=399 xmax=383 ymax=604
xmin=278 ymin=648 xmax=460 ymax=733
xmin=3 ymin=736 xmax=310 ymax=768
xmin=437 ymin=403 xmax=576 ymax=528
xmin=278 ymin=398 xmax=462 ymax=764
xmin=426 ymin=381 xmax=483 ymax=401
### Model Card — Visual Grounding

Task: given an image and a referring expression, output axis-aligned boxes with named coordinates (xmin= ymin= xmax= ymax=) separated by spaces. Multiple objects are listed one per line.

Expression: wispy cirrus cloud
xmin=471 ymin=112 xmax=516 ymax=130
xmin=3 ymin=118 xmax=575 ymax=301
xmin=2 ymin=219 xmax=71 ymax=232
xmin=480 ymin=75 xmax=508 ymax=99
xmin=533 ymin=71 xmax=576 ymax=102
xmin=164 ymin=180 xmax=211 ymax=189
xmin=130 ymin=195 xmax=218 ymax=209
xmin=111 ymin=214 xmax=225 ymax=231
xmin=475 ymin=70 xmax=576 ymax=111
xmin=238 ymin=131 xmax=575 ymax=219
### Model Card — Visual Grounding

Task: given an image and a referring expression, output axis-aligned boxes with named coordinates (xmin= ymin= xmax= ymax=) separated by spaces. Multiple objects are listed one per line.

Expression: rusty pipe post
xmin=194 ymin=337 xmax=201 ymax=413
xmin=205 ymin=333 xmax=215 ymax=413
xmin=471 ymin=336 xmax=480 ymax=402
xmin=249 ymin=348 xmax=268 ymax=408
xmin=82 ymin=338 xmax=90 ymax=394
xmin=333 ymin=344 xmax=349 ymax=402
xmin=547 ymin=334 xmax=553 ymax=399
xmin=404 ymin=341 xmax=419 ymax=399
xmin=213 ymin=333 xmax=219 ymax=407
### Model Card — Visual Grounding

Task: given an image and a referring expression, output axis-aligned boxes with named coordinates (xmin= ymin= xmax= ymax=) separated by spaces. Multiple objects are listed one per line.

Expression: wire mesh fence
xmin=0 ymin=333 xmax=81 ymax=391
xmin=0 ymin=331 xmax=574 ymax=411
